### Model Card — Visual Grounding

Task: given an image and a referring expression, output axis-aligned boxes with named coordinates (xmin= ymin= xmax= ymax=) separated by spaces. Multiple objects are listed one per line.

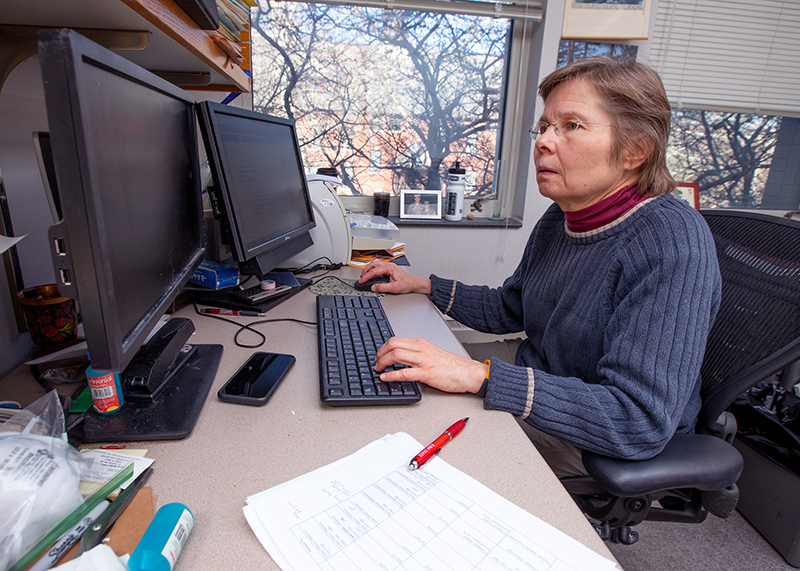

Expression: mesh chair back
xmin=698 ymin=211 xmax=800 ymax=429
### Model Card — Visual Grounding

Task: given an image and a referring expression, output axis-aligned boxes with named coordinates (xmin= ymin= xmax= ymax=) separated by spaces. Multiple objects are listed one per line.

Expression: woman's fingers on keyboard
xmin=376 ymin=337 xmax=483 ymax=393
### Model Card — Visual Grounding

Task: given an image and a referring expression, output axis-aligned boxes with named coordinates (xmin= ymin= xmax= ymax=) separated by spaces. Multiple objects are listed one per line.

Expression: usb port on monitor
xmin=59 ymin=268 xmax=72 ymax=286
xmin=53 ymin=237 xmax=67 ymax=256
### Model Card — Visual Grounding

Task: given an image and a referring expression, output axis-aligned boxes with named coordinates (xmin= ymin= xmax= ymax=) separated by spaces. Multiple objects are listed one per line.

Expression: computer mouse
xmin=354 ymin=274 xmax=391 ymax=291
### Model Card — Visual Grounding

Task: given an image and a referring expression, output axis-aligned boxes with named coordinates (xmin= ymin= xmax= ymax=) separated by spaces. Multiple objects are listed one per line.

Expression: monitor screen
xmin=197 ymin=102 xmax=315 ymax=277
xmin=39 ymin=29 xmax=221 ymax=442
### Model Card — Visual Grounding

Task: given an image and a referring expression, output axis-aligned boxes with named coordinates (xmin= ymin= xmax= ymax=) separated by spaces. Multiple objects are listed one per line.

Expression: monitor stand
xmin=74 ymin=318 xmax=223 ymax=443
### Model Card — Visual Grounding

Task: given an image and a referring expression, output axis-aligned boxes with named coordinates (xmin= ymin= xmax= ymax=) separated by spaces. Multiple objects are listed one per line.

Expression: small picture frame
xmin=673 ymin=182 xmax=700 ymax=210
xmin=400 ymin=190 xmax=441 ymax=219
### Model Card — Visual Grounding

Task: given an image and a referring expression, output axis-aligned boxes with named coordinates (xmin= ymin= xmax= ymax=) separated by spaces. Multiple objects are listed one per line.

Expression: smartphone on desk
xmin=218 ymin=352 xmax=295 ymax=406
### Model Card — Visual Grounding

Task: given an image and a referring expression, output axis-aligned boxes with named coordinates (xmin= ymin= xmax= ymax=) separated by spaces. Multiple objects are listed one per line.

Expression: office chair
xmin=561 ymin=210 xmax=800 ymax=545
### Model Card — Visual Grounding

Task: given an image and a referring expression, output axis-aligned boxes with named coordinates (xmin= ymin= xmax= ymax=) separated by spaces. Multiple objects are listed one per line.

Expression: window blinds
xmin=649 ymin=0 xmax=800 ymax=118
xmin=277 ymin=0 xmax=542 ymax=21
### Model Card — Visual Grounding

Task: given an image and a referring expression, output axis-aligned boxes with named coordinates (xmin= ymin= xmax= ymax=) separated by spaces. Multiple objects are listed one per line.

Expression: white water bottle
xmin=444 ymin=161 xmax=466 ymax=221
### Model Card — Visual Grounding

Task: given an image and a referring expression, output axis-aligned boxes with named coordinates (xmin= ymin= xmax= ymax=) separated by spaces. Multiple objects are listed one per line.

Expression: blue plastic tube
xmin=128 ymin=503 xmax=194 ymax=571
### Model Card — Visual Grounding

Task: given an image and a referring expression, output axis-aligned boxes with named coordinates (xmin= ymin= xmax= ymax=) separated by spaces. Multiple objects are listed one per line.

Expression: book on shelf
xmin=175 ymin=0 xmax=220 ymax=30
xmin=205 ymin=0 xmax=250 ymax=62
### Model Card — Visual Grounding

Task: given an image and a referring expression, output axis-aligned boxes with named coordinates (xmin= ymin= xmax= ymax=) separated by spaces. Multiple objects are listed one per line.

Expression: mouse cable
xmin=192 ymin=303 xmax=316 ymax=349
xmin=279 ymin=256 xmax=343 ymax=275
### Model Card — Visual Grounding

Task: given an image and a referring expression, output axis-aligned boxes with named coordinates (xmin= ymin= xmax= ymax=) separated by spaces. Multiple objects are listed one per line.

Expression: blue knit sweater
xmin=428 ymin=194 xmax=721 ymax=460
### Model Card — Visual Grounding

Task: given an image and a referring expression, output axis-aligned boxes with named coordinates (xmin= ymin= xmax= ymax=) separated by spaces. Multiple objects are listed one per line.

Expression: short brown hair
xmin=538 ymin=56 xmax=675 ymax=197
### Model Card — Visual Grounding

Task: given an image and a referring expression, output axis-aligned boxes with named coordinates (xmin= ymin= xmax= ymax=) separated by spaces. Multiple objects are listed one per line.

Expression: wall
xmin=0 ymin=57 xmax=55 ymax=378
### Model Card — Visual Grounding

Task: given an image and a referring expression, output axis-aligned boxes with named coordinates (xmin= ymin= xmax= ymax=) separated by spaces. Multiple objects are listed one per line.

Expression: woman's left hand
xmin=374 ymin=337 xmax=487 ymax=394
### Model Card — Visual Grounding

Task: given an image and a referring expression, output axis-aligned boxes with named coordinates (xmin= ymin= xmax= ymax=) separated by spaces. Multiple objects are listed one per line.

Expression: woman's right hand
xmin=359 ymin=261 xmax=431 ymax=295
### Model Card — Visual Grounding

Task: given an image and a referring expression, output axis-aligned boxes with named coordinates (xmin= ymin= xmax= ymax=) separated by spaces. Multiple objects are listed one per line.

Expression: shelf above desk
xmin=0 ymin=0 xmax=250 ymax=92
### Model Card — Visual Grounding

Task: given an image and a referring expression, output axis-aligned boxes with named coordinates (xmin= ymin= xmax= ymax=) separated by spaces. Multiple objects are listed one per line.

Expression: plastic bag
xmin=731 ymin=382 xmax=800 ymax=477
xmin=0 ymin=391 xmax=95 ymax=571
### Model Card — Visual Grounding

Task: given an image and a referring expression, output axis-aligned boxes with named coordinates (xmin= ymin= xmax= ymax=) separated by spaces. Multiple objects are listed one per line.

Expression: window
xmin=668 ymin=110 xmax=790 ymax=209
xmin=557 ymin=39 xmax=638 ymax=68
xmin=651 ymin=0 xmax=800 ymax=117
xmin=651 ymin=0 xmax=800 ymax=210
xmin=250 ymin=1 xmax=538 ymax=207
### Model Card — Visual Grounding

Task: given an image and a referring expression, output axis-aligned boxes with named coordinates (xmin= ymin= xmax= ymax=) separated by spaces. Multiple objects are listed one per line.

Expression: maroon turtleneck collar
xmin=564 ymin=183 xmax=647 ymax=233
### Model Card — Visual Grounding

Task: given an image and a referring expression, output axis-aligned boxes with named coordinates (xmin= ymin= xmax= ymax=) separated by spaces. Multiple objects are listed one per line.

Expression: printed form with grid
xmin=317 ymin=295 xmax=422 ymax=405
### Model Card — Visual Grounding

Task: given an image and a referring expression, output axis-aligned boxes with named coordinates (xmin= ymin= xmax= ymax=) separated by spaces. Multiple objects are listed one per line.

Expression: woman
xmin=359 ymin=56 xmax=721 ymax=477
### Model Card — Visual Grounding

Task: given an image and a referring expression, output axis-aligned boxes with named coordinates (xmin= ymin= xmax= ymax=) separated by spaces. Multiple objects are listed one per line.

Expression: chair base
xmin=564 ymin=476 xmax=740 ymax=545
xmin=593 ymin=522 xmax=640 ymax=545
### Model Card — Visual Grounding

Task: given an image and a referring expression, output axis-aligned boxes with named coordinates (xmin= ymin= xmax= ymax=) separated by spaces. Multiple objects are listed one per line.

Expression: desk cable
xmin=279 ymin=256 xmax=343 ymax=275
xmin=192 ymin=303 xmax=316 ymax=349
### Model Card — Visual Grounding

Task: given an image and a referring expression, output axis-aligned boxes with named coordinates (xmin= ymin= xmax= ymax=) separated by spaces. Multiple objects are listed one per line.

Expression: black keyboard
xmin=317 ymin=295 xmax=421 ymax=406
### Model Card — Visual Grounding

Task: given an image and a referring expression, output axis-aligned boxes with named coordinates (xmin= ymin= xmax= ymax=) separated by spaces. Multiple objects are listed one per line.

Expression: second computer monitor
xmin=198 ymin=102 xmax=315 ymax=277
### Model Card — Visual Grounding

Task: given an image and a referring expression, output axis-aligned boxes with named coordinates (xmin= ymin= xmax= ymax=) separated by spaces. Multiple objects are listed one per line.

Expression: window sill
xmin=388 ymin=216 xmax=522 ymax=228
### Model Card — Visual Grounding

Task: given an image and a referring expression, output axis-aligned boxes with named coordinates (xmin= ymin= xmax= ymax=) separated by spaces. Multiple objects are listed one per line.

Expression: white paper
xmin=245 ymin=432 xmax=617 ymax=571
xmin=0 ymin=233 xmax=25 ymax=255
xmin=49 ymin=544 xmax=128 ymax=571
xmin=80 ymin=449 xmax=154 ymax=488
xmin=25 ymin=341 xmax=88 ymax=365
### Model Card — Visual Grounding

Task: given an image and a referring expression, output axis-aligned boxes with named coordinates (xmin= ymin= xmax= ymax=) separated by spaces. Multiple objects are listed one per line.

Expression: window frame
xmin=276 ymin=0 xmax=543 ymax=21
xmin=254 ymin=1 xmax=542 ymax=223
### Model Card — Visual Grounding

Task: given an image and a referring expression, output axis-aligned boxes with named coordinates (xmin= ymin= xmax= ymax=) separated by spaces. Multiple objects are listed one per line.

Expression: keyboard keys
xmin=317 ymin=295 xmax=421 ymax=406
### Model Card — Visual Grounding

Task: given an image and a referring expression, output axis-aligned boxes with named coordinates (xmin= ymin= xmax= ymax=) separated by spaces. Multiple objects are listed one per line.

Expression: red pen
xmin=408 ymin=417 xmax=469 ymax=470
xmin=199 ymin=308 xmax=265 ymax=317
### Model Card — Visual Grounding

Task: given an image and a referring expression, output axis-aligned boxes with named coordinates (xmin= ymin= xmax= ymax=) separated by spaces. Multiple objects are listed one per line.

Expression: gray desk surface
xmin=1 ymin=273 xmax=618 ymax=569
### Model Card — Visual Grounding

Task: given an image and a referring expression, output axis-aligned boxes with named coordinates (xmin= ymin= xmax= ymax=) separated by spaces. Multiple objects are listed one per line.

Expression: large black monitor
xmin=197 ymin=101 xmax=316 ymax=278
xmin=39 ymin=29 xmax=222 ymax=442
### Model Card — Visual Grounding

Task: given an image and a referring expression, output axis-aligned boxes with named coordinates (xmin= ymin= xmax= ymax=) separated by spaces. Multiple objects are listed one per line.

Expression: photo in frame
xmin=562 ymin=0 xmax=651 ymax=41
xmin=673 ymin=182 xmax=700 ymax=210
xmin=400 ymin=190 xmax=441 ymax=219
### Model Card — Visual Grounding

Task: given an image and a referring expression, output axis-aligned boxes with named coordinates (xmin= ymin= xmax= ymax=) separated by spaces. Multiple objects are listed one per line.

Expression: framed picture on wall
xmin=673 ymin=182 xmax=700 ymax=210
xmin=562 ymin=0 xmax=651 ymax=40
xmin=400 ymin=190 xmax=441 ymax=220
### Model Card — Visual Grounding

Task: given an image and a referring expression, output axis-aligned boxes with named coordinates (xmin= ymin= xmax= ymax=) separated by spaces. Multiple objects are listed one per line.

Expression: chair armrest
xmin=582 ymin=434 xmax=743 ymax=496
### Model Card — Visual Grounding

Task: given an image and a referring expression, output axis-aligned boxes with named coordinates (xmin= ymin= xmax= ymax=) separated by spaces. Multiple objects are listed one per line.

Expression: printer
xmin=282 ymin=174 xmax=352 ymax=269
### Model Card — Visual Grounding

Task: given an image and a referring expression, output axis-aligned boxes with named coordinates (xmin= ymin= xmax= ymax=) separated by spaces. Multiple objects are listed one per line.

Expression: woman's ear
xmin=623 ymin=136 xmax=652 ymax=171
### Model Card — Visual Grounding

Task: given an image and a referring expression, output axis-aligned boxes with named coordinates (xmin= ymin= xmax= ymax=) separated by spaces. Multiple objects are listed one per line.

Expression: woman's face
xmin=534 ymin=79 xmax=642 ymax=212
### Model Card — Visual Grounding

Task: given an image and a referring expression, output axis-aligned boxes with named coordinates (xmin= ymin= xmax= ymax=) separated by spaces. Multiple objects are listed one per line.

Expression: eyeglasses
xmin=529 ymin=118 xmax=612 ymax=141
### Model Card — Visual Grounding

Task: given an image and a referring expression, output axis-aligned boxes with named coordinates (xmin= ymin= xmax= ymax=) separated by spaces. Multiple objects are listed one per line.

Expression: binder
xmin=174 ymin=0 xmax=220 ymax=30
